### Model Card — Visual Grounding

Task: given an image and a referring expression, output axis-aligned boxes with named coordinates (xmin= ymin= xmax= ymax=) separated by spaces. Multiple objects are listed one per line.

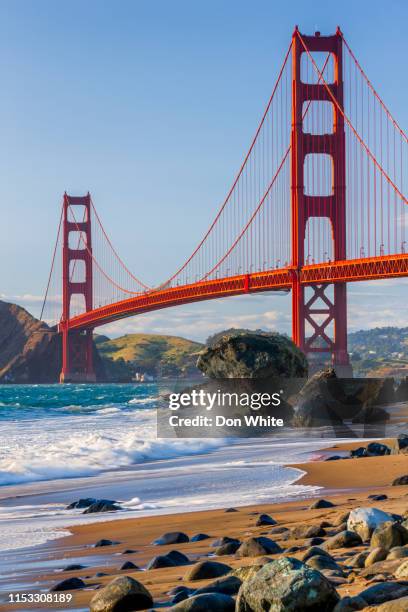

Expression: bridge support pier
xmin=59 ymin=193 xmax=96 ymax=383
xmin=291 ymin=28 xmax=351 ymax=375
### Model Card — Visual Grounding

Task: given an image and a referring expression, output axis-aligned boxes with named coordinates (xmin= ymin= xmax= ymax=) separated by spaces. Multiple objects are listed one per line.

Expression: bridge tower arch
xmin=59 ymin=193 xmax=96 ymax=383
xmin=291 ymin=27 xmax=352 ymax=374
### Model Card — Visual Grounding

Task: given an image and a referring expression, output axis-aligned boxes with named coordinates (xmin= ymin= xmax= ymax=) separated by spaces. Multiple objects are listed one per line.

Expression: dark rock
xmin=166 ymin=550 xmax=190 ymax=565
xmin=211 ymin=536 xmax=239 ymax=548
xmin=347 ymin=551 xmax=369 ymax=569
xmin=393 ymin=475 xmax=408 ymax=486
xmin=120 ymin=561 xmax=139 ymax=571
xmin=256 ymin=513 xmax=277 ymax=526
xmin=309 ymin=499 xmax=335 ymax=509
xmin=322 ymin=530 xmax=362 ymax=550
xmin=236 ymin=556 xmax=339 ymax=611
xmin=95 ymin=572 xmax=108 ymax=577
xmin=360 ymin=559 xmax=404 ymax=578
xmin=94 ymin=539 xmax=119 ymax=547
xmin=184 ymin=561 xmax=231 ymax=581
xmin=305 ymin=537 xmax=325 ymax=546
xmin=235 ymin=536 xmax=282 ymax=557
xmin=66 ymin=498 xmax=97 ymax=509
xmin=292 ymin=393 xmax=344 ymax=427
xmin=122 ymin=549 xmax=137 ymax=554
xmin=301 ymin=546 xmax=334 ymax=562
xmin=193 ymin=575 xmax=242 ymax=596
xmin=197 ymin=331 xmax=307 ymax=379
xmin=62 ymin=564 xmax=87 ymax=571
xmin=366 ymin=442 xmax=391 ymax=456
xmin=286 ymin=546 xmax=301 ymax=553
xmin=352 ymin=405 xmax=390 ymax=424
xmin=396 ymin=379 xmax=408 ymax=402
xmin=168 ymin=593 xmax=235 ymax=611
xmin=350 ymin=446 xmax=368 ymax=458
xmin=333 ymin=595 xmax=367 ymax=611
xmin=83 ymin=501 xmax=122 ymax=514
xmin=325 ymin=455 xmax=343 ymax=461
xmin=269 ymin=526 xmax=289 ymax=535
xmin=89 ymin=575 xmax=153 ymax=611
xmin=215 ymin=541 xmax=240 ymax=556
xmin=171 ymin=589 xmax=191 ymax=604
xmin=225 ymin=507 xmax=238 ymax=512
xmin=358 ymin=582 xmax=408 ymax=605
xmin=370 ymin=522 xmax=408 ymax=550
xmin=190 ymin=533 xmax=210 ymax=542
xmin=147 ymin=555 xmax=176 ymax=570
xmin=368 ymin=494 xmax=388 ymax=501
xmin=50 ymin=577 xmax=86 ymax=592
xmin=291 ymin=524 xmax=326 ymax=539
xmin=306 ymin=554 xmax=344 ymax=575
xmin=291 ymin=369 xmax=350 ymax=427
xmin=396 ymin=433 xmax=408 ymax=450
xmin=153 ymin=531 xmax=189 ymax=545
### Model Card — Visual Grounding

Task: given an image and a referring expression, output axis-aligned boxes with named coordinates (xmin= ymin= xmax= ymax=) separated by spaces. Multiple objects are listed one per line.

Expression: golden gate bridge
xmin=40 ymin=27 xmax=408 ymax=382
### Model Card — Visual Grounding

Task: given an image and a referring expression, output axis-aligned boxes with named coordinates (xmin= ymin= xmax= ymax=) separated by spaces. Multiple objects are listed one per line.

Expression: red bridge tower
xmin=291 ymin=27 xmax=351 ymax=374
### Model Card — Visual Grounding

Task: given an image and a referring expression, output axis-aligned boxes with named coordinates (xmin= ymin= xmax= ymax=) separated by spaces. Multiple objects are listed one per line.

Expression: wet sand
xmin=2 ymin=437 xmax=408 ymax=610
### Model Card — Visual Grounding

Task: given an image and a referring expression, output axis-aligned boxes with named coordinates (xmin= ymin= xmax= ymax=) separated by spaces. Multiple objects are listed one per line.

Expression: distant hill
xmin=349 ymin=326 xmax=408 ymax=377
xmin=96 ymin=333 xmax=204 ymax=379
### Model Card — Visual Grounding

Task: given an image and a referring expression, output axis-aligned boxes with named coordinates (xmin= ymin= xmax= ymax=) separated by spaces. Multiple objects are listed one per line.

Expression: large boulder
xmin=322 ymin=530 xmax=362 ymax=550
xmin=365 ymin=547 xmax=388 ymax=567
xmin=197 ymin=331 xmax=307 ymax=379
xmin=370 ymin=522 xmax=408 ymax=551
xmin=392 ymin=475 xmax=408 ymax=486
xmin=153 ymin=532 xmax=189 ymax=545
xmin=83 ymin=500 xmax=121 ymax=514
xmin=347 ymin=507 xmax=395 ymax=542
xmin=193 ymin=575 xmax=242 ymax=596
xmin=368 ymin=597 xmax=408 ymax=611
xmin=235 ymin=536 xmax=282 ymax=557
xmin=89 ymin=576 xmax=153 ymax=611
xmin=236 ymin=556 xmax=339 ymax=611
xmin=50 ymin=577 xmax=85 ymax=592
xmin=358 ymin=582 xmax=408 ymax=606
xmin=395 ymin=559 xmax=408 ymax=579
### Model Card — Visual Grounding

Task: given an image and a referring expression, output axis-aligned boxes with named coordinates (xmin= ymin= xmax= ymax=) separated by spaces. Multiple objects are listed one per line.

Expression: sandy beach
xmin=2 ymin=437 xmax=408 ymax=611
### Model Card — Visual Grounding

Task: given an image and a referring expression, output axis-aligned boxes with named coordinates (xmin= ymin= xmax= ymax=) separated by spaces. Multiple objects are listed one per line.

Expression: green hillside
xmin=96 ymin=333 xmax=203 ymax=379
xmin=349 ymin=326 xmax=408 ymax=376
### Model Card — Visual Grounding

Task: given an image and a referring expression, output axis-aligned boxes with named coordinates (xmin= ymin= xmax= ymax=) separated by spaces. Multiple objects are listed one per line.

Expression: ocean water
xmin=0 ymin=384 xmax=330 ymax=553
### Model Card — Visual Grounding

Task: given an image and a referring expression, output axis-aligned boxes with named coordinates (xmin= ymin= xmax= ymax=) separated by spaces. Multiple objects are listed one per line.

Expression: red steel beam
xmin=62 ymin=254 xmax=408 ymax=332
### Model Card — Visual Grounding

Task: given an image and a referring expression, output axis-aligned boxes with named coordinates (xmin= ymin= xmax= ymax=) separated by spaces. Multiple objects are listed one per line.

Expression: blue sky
xmin=1 ymin=0 xmax=407 ymax=341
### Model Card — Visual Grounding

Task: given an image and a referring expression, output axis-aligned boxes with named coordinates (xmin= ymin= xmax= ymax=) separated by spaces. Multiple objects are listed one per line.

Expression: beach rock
xmin=292 ymin=394 xmax=344 ymax=427
xmin=184 ymin=561 xmax=231 ymax=581
xmin=387 ymin=547 xmax=408 ymax=560
xmin=325 ymin=455 xmax=343 ymax=461
xmin=370 ymin=522 xmax=408 ymax=550
xmin=236 ymin=556 xmax=339 ymax=611
xmin=120 ymin=561 xmax=139 ymax=571
xmin=83 ymin=501 xmax=122 ymax=514
xmin=352 ymin=405 xmax=390 ymax=424
xmin=396 ymin=433 xmax=408 ymax=450
xmin=395 ymin=559 xmax=408 ymax=579
xmin=66 ymin=498 xmax=97 ymax=509
xmin=215 ymin=541 xmax=240 ymax=556
xmin=212 ymin=537 xmax=240 ymax=548
xmin=230 ymin=565 xmax=264 ymax=582
xmin=309 ymin=499 xmax=335 ymax=509
xmin=190 ymin=533 xmax=210 ymax=542
xmin=193 ymin=575 xmax=242 ymax=596
xmin=392 ymin=475 xmax=408 ymax=486
xmin=322 ymin=530 xmax=362 ymax=550
xmin=62 ymin=563 xmax=87 ymax=571
xmin=347 ymin=552 xmax=369 ymax=568
xmin=122 ymin=549 xmax=136 ymax=554
xmin=368 ymin=596 xmax=408 ymax=611
xmin=168 ymin=593 xmax=235 ymax=611
xmin=291 ymin=524 xmax=326 ymax=539
xmin=225 ymin=507 xmax=238 ymax=512
xmin=166 ymin=550 xmax=190 ymax=565
xmin=269 ymin=526 xmax=289 ymax=535
xmin=306 ymin=554 xmax=344 ymax=575
xmin=94 ymin=539 xmax=120 ymax=547
xmin=365 ymin=548 xmax=388 ymax=567
xmin=305 ymin=537 xmax=325 ymax=546
xmin=89 ymin=576 xmax=153 ymax=611
xmin=351 ymin=447 xmax=368 ymax=458
xmin=50 ymin=577 xmax=86 ymax=591
xmin=153 ymin=532 xmax=189 ymax=545
xmin=366 ymin=442 xmax=390 ymax=456
xmin=147 ymin=555 xmax=176 ymax=569
xmin=170 ymin=587 xmax=191 ymax=605
xmin=301 ymin=546 xmax=334 ymax=562
xmin=360 ymin=559 xmax=404 ymax=578
xmin=256 ymin=513 xmax=277 ymax=526
xmin=333 ymin=596 xmax=367 ymax=611
xmin=368 ymin=494 xmax=388 ymax=501
xmin=348 ymin=507 xmax=395 ymax=541
xmin=358 ymin=582 xmax=408 ymax=605
xmin=235 ymin=536 xmax=282 ymax=557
